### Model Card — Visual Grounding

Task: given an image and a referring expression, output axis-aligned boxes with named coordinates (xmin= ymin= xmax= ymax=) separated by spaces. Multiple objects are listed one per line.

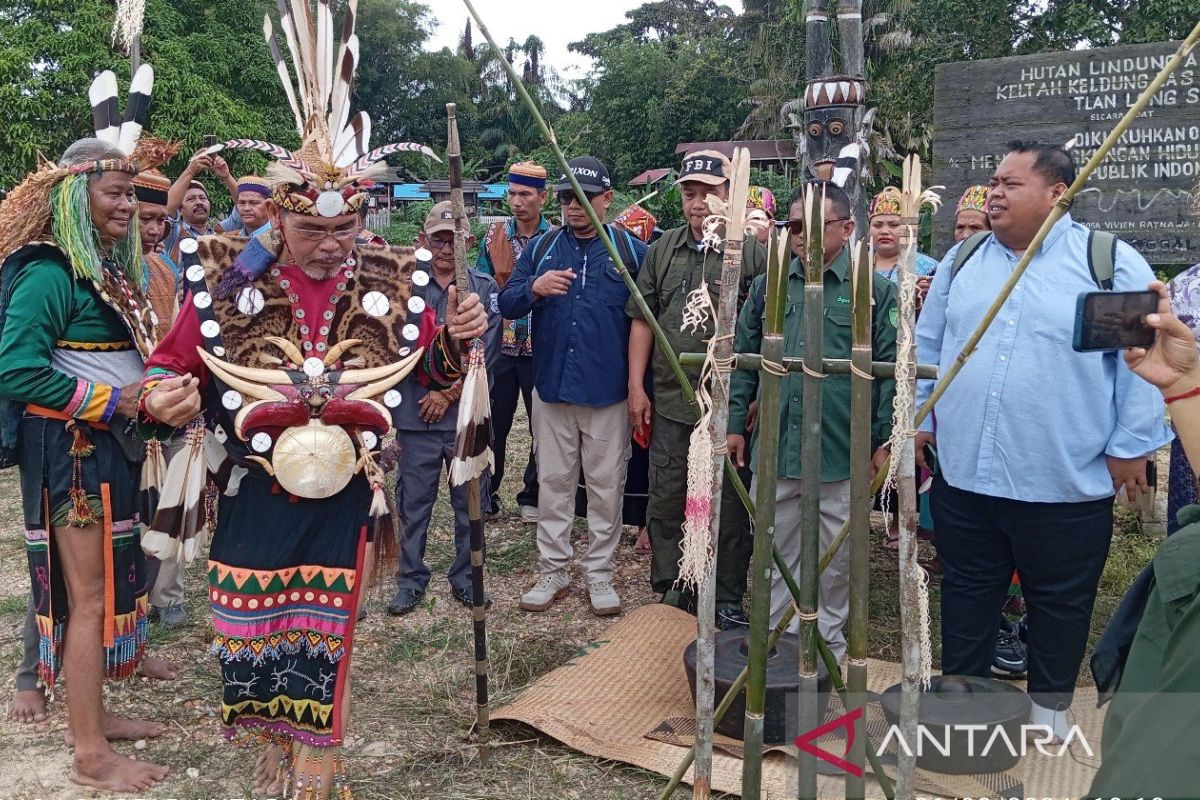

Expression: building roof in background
xmin=674 ymin=139 xmax=796 ymax=162
xmin=628 ymin=168 xmax=672 ymax=186
xmin=392 ymin=183 xmax=430 ymax=200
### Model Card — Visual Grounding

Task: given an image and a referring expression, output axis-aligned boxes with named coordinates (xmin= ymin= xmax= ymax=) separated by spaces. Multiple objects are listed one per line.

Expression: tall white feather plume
xmin=316 ymin=0 xmax=333 ymax=115
xmin=327 ymin=35 xmax=358 ymax=143
xmin=89 ymin=70 xmax=120 ymax=145
xmin=116 ymin=64 xmax=154 ymax=155
xmin=333 ymin=111 xmax=370 ymax=167
xmin=264 ymin=15 xmax=305 ymax=133
xmin=275 ymin=0 xmax=311 ymax=118
xmin=288 ymin=0 xmax=320 ymax=119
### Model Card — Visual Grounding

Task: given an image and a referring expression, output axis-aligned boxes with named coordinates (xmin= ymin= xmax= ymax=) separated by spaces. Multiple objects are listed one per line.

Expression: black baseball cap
xmin=554 ymin=155 xmax=612 ymax=194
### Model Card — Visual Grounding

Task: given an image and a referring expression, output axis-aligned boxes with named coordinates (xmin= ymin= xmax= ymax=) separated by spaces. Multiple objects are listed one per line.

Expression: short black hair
xmin=1005 ymin=140 xmax=1076 ymax=188
xmin=804 ymin=180 xmax=852 ymax=220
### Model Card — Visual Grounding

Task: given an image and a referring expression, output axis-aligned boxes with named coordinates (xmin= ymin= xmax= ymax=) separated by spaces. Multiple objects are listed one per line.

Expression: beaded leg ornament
xmin=65 ymin=421 xmax=98 ymax=527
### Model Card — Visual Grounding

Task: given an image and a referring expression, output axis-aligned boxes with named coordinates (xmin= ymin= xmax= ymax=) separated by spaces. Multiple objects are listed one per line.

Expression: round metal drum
xmin=880 ymin=675 xmax=1031 ymax=774
xmin=684 ymin=630 xmax=831 ymax=744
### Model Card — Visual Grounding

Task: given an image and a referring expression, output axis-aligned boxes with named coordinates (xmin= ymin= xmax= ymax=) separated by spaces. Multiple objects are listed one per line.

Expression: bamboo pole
xmin=446 ymin=103 xmax=491 ymax=760
xmin=691 ymin=148 xmax=753 ymax=800
xmin=678 ymin=353 xmax=938 ymax=380
xmin=796 ymin=184 xmax=827 ymax=800
xmin=741 ymin=227 xmax=790 ymax=798
xmin=845 ymin=239 xmax=872 ymax=799
xmin=815 ymin=20 xmax=1200 ymax=581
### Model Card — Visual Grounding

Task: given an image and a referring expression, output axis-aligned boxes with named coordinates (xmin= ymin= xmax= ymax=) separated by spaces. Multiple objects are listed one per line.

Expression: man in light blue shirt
xmin=915 ymin=141 xmax=1171 ymax=735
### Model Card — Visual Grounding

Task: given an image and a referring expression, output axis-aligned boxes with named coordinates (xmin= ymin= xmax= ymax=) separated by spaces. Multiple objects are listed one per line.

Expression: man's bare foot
xmin=69 ymin=748 xmax=168 ymax=792
xmin=8 ymin=689 xmax=48 ymax=723
xmin=253 ymin=743 xmax=287 ymax=796
xmin=65 ymin=713 xmax=166 ymax=745
xmin=136 ymin=655 xmax=182 ymax=681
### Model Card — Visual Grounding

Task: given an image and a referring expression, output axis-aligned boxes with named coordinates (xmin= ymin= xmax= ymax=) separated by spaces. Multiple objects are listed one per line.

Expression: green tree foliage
xmin=0 ymin=0 xmax=293 ymax=188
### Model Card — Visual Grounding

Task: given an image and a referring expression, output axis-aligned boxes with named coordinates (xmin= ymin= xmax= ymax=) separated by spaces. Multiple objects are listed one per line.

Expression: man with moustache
xmin=916 ymin=141 xmax=1171 ymax=737
xmin=477 ymin=161 xmax=550 ymax=522
xmin=388 ymin=202 xmax=501 ymax=615
xmin=500 ymin=156 xmax=647 ymax=616
xmin=626 ymin=150 xmax=766 ymax=628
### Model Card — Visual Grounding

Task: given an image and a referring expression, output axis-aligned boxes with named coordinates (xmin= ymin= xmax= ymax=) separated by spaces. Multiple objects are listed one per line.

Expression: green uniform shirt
xmin=625 ymin=225 xmax=766 ymax=425
xmin=728 ymin=247 xmax=898 ymax=482
xmin=1089 ymin=515 xmax=1200 ymax=798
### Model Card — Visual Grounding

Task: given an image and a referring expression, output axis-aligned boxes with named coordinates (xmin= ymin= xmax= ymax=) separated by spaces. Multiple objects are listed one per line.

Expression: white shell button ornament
xmin=414 ymin=247 xmax=432 ymax=262
xmin=408 ymin=296 xmax=426 ymax=314
xmin=412 ymin=270 xmax=430 ymax=287
xmin=361 ymin=431 xmax=378 ymax=450
xmin=251 ymin=432 xmax=273 ymax=453
xmin=179 ymin=238 xmax=198 ymax=255
xmin=316 ymin=190 xmax=345 ymax=218
xmin=362 ymin=291 xmax=390 ymax=317
xmin=193 ymin=291 xmax=212 ymax=309
xmin=221 ymin=390 xmax=243 ymax=411
xmin=236 ymin=287 xmax=265 ymax=316
xmin=383 ymin=389 xmax=402 ymax=408
xmin=402 ymin=324 xmax=420 ymax=342
xmin=200 ymin=320 xmax=221 ymax=338
xmin=186 ymin=264 xmax=205 ymax=282
xmin=302 ymin=357 xmax=326 ymax=377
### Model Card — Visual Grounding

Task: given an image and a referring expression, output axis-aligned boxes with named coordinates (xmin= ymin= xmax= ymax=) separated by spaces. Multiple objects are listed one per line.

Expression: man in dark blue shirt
xmin=499 ymin=156 xmax=647 ymax=616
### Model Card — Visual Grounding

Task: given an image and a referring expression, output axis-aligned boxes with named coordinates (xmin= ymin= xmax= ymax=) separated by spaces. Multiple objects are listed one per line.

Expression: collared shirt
xmin=393 ymin=268 xmax=501 ymax=431
xmin=915 ymin=213 xmax=1172 ymax=503
xmin=626 ymin=225 xmax=766 ymax=425
xmin=729 ymin=248 xmax=898 ymax=482
xmin=499 ymin=225 xmax=647 ymax=407
xmin=476 ymin=216 xmax=550 ymax=358
xmin=874 ymin=252 xmax=938 ymax=283
xmin=161 ymin=209 xmax=241 ymax=266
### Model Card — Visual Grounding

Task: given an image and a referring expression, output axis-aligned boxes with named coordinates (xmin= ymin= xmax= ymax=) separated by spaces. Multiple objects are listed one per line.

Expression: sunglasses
xmin=778 ymin=217 xmax=850 ymax=237
xmin=557 ymin=190 xmax=601 ymax=207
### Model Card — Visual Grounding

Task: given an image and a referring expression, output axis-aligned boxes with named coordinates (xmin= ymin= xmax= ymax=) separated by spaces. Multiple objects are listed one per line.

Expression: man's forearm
xmin=628 ymin=319 xmax=653 ymax=390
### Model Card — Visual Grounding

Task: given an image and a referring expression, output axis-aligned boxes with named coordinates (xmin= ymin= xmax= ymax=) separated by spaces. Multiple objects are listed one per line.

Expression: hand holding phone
xmin=1073 ymin=290 xmax=1159 ymax=352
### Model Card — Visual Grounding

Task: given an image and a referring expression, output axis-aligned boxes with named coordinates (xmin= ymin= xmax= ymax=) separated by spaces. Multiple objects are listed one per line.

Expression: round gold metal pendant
xmin=271 ymin=421 xmax=357 ymax=499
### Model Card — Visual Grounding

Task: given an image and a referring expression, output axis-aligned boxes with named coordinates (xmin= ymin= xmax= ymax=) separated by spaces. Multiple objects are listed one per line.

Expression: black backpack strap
xmin=1088 ymin=230 xmax=1117 ymax=291
xmin=528 ymin=226 xmax=564 ymax=275
xmin=950 ymin=231 xmax=992 ymax=282
xmin=609 ymin=225 xmax=637 ymax=272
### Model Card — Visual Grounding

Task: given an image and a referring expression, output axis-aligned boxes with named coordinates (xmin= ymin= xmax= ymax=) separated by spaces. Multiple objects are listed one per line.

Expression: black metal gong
xmin=684 ymin=630 xmax=831 ymax=744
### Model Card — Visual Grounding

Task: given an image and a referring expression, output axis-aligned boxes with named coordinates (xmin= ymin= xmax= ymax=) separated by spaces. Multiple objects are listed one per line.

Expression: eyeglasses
xmin=557 ymin=190 xmax=601 ymax=207
xmin=426 ymin=237 xmax=455 ymax=251
xmin=779 ymin=217 xmax=850 ymax=237
xmin=291 ymin=224 xmax=362 ymax=242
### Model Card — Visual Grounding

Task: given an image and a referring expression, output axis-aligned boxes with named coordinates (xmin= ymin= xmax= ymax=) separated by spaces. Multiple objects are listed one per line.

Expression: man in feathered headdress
xmin=136 ymin=2 xmax=488 ymax=795
xmin=0 ymin=66 xmax=171 ymax=792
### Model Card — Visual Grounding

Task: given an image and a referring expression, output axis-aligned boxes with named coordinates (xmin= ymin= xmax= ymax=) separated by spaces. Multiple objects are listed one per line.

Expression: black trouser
xmin=489 ymin=353 xmax=537 ymax=510
xmin=931 ymin=473 xmax=1113 ymax=708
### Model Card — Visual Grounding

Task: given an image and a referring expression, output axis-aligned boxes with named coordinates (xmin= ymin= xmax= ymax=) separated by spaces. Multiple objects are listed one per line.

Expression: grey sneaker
xmin=587 ymin=580 xmax=622 ymax=617
xmin=519 ymin=571 xmax=570 ymax=612
xmin=155 ymin=603 xmax=189 ymax=629
xmin=519 ymin=504 xmax=539 ymax=523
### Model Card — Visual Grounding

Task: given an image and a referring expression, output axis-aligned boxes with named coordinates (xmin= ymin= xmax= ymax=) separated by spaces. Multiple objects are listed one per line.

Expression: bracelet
xmin=1164 ymin=383 xmax=1200 ymax=404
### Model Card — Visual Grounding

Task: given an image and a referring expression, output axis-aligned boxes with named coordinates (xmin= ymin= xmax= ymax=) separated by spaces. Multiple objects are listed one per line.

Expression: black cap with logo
xmin=554 ymin=155 xmax=612 ymax=193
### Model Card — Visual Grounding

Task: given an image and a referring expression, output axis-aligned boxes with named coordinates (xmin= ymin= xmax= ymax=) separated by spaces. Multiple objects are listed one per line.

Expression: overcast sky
xmin=424 ymin=0 xmax=743 ymax=79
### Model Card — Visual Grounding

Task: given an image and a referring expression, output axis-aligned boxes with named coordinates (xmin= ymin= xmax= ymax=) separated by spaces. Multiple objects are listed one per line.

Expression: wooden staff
xmin=846 ymin=238 xmax=872 ymax=798
xmin=445 ymin=102 xmax=491 ymax=761
xmin=741 ymin=226 xmax=789 ymax=799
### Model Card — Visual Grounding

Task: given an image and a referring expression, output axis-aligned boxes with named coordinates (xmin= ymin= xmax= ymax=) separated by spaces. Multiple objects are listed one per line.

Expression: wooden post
xmin=446 ymin=102 xmax=491 ymax=761
xmin=845 ymin=239 xmax=872 ymax=798
xmin=797 ymin=185 xmax=826 ymax=800
xmin=741 ymin=227 xmax=789 ymax=799
xmin=692 ymin=149 xmax=752 ymax=800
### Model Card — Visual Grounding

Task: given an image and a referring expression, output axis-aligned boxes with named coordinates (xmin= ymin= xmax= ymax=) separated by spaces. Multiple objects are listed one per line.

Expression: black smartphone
xmin=203 ymin=134 xmax=217 ymax=149
xmin=1072 ymin=290 xmax=1159 ymax=352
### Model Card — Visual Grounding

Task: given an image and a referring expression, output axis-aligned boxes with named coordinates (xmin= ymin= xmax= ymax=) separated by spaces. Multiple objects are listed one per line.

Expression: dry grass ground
xmin=0 ymin=411 xmax=1163 ymax=799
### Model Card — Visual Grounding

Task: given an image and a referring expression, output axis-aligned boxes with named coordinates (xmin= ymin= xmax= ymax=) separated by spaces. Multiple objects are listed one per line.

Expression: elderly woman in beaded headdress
xmin=136 ymin=3 xmax=487 ymax=796
xmin=0 ymin=66 xmax=172 ymax=793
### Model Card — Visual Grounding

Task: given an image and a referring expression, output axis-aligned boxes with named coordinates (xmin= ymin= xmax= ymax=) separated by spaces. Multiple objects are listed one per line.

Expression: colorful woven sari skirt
xmin=18 ymin=414 xmax=149 ymax=686
xmin=208 ymin=471 xmax=369 ymax=748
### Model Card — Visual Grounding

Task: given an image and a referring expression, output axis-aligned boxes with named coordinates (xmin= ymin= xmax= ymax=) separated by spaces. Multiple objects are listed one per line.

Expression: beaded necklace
xmin=269 ymin=254 xmax=358 ymax=360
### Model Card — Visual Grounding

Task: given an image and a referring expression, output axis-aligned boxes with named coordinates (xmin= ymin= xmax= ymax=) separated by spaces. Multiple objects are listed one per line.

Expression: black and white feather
xmin=89 ymin=65 xmax=154 ymax=156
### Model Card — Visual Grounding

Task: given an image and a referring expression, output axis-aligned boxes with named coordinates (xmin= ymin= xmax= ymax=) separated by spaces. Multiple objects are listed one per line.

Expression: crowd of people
xmin=0 ymin=11 xmax=1193 ymax=798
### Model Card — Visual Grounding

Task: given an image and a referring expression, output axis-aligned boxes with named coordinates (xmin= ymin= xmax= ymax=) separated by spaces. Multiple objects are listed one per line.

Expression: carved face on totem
xmin=800 ymin=77 xmax=865 ymax=182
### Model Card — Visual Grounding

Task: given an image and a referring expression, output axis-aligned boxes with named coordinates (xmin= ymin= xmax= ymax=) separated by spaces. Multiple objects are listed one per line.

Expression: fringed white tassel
xmin=111 ymin=0 xmax=145 ymax=53
xmin=356 ymin=431 xmax=389 ymax=517
xmin=140 ymin=438 xmax=166 ymax=493
xmin=450 ymin=339 xmax=494 ymax=488
xmin=677 ymin=284 xmax=719 ymax=589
